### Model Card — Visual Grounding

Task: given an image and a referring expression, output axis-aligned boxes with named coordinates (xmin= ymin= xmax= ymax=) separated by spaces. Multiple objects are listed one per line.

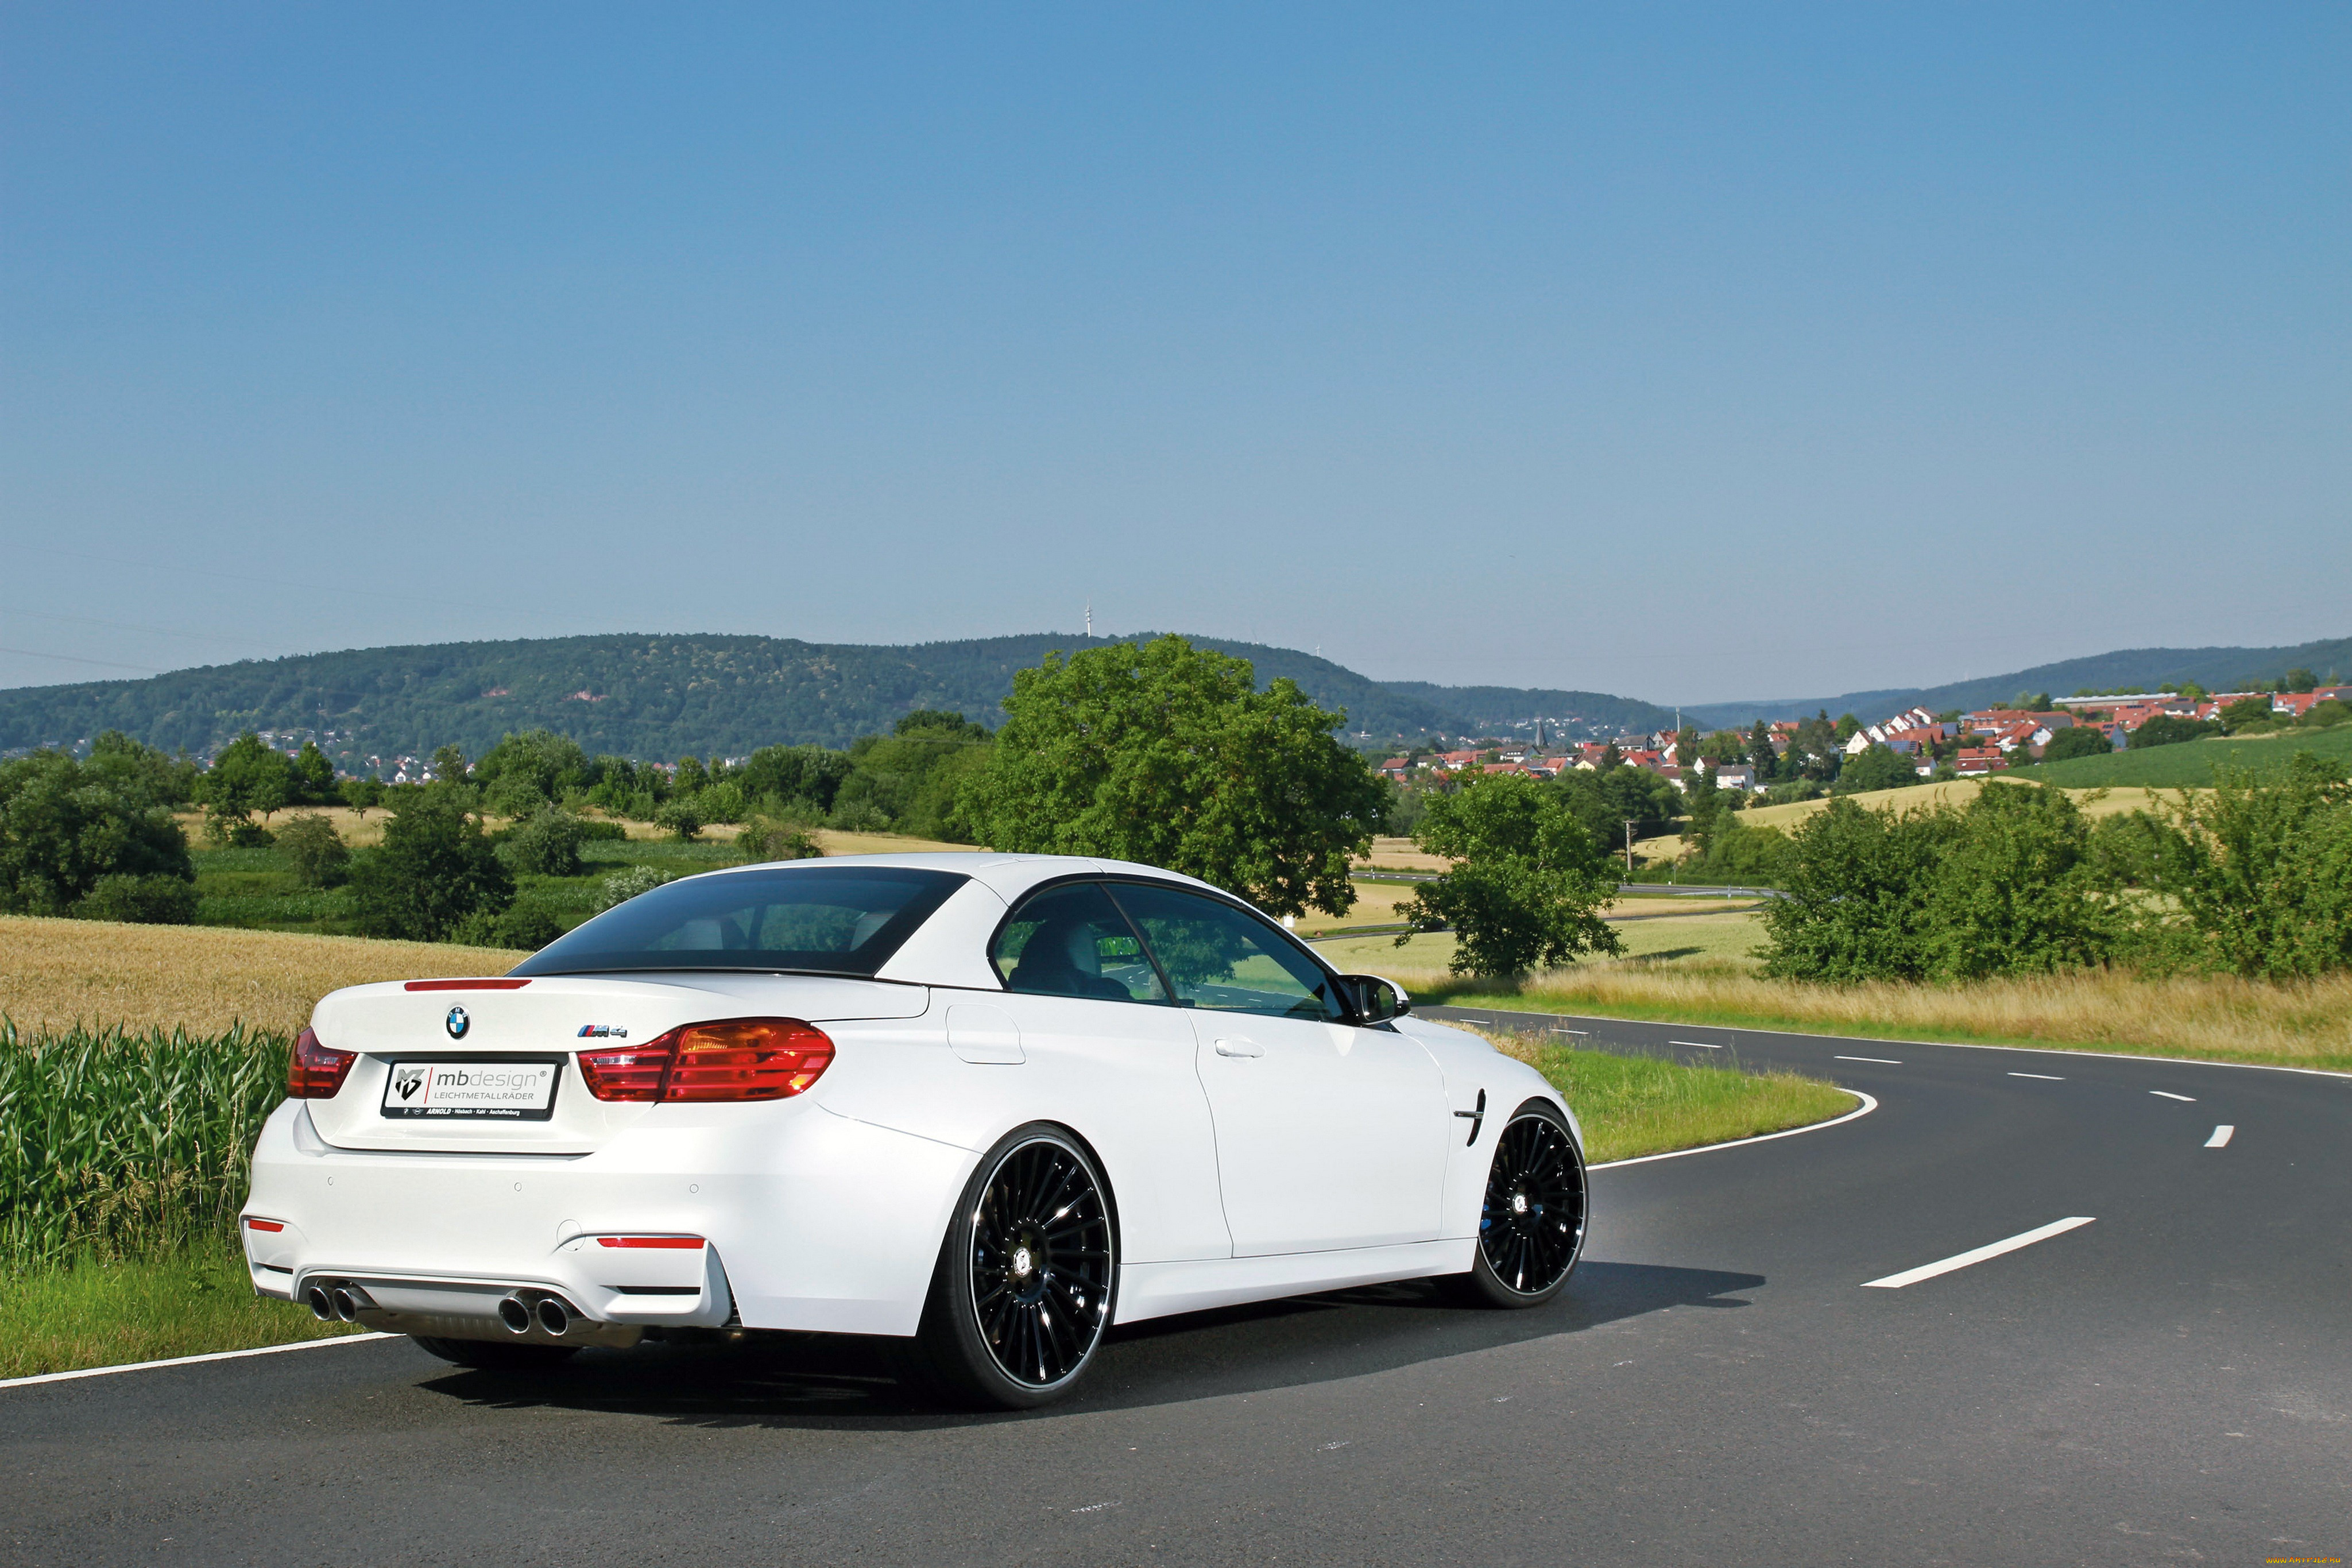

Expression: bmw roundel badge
xmin=446 ymin=1005 xmax=470 ymax=1040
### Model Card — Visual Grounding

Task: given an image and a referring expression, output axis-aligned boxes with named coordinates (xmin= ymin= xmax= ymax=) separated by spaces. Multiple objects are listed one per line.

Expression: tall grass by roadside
xmin=1475 ymin=1029 xmax=1858 ymax=1164
xmin=1429 ymin=965 xmax=2352 ymax=1071
xmin=0 ymin=1019 xmax=288 ymax=1270
xmin=0 ymin=1246 xmax=363 ymax=1382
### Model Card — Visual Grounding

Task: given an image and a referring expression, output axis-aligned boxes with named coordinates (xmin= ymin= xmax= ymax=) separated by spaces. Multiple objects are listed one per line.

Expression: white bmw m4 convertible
xmin=242 ymin=854 xmax=1588 ymax=1408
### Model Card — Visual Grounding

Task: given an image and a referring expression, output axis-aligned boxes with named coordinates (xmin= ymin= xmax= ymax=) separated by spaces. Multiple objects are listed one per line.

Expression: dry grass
xmin=0 ymin=916 xmax=527 ymax=1037
xmin=1638 ymin=782 xmax=2188 ymax=864
xmin=1353 ymin=837 xmax=1450 ymax=873
xmin=1435 ymin=966 xmax=2352 ymax=1072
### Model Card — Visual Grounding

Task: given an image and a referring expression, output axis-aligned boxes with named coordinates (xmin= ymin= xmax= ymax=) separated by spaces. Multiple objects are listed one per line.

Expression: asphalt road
xmin=6 ymin=1013 xmax=2347 ymax=1567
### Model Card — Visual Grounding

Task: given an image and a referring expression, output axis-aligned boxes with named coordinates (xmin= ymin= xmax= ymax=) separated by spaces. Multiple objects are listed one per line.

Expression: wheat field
xmin=0 ymin=916 xmax=528 ymax=1036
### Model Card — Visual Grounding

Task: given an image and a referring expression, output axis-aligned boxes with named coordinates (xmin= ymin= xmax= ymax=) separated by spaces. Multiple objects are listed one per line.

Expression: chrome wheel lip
xmin=1477 ymin=1110 xmax=1587 ymax=1298
xmin=967 ymin=1135 xmax=1114 ymax=1388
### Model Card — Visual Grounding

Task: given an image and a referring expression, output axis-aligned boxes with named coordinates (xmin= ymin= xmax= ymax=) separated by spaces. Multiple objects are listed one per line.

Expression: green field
xmin=2007 ymin=723 xmax=2352 ymax=788
xmin=192 ymin=835 xmax=740 ymax=936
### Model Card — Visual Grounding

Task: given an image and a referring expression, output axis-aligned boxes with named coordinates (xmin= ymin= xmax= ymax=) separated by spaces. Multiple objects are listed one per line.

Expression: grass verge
xmin=1426 ymin=966 xmax=2352 ymax=1072
xmin=0 ymin=1246 xmax=364 ymax=1382
xmin=1475 ymin=1029 xmax=1858 ymax=1164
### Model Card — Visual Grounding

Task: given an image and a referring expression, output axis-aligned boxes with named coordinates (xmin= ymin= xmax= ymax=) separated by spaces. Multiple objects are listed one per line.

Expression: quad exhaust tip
xmin=306 ymin=1285 xmax=335 ymax=1321
xmin=536 ymin=1296 xmax=573 ymax=1337
xmin=497 ymin=1295 xmax=533 ymax=1335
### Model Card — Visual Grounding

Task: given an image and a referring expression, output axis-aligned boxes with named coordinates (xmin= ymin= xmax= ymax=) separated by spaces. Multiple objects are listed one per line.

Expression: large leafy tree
xmin=958 ymin=636 xmax=1387 ymax=917
xmin=0 ymin=750 xmax=196 ymax=920
xmin=199 ymin=731 xmax=293 ymax=839
xmin=348 ymin=788 xmax=513 ymax=941
xmin=1398 ymin=773 xmax=1622 ymax=977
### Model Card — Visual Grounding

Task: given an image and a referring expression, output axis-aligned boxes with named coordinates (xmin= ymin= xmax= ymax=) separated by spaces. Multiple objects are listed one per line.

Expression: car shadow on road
xmin=422 ymin=1259 xmax=1762 ymax=1431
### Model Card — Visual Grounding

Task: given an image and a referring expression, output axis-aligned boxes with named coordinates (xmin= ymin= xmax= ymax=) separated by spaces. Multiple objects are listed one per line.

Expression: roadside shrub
xmin=597 ymin=865 xmax=673 ymax=910
xmin=275 ymin=813 xmax=351 ymax=888
xmin=497 ymin=808 xmax=589 ymax=878
xmin=69 ymin=873 xmax=200 ymax=926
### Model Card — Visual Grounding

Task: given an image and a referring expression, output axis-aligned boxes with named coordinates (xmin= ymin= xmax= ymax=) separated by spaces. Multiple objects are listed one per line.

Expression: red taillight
xmin=574 ymin=1042 xmax=674 ymax=1102
xmin=595 ymin=1236 xmax=706 ymax=1249
xmin=244 ymin=1217 xmax=285 ymax=1233
xmin=577 ymin=1017 xmax=834 ymax=1104
xmin=286 ymin=1027 xmax=357 ymax=1098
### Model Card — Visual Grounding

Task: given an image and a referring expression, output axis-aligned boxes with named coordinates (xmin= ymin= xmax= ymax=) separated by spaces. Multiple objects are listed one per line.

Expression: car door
xmin=988 ymin=880 xmax=1232 ymax=1265
xmin=1107 ymin=881 xmax=1449 ymax=1257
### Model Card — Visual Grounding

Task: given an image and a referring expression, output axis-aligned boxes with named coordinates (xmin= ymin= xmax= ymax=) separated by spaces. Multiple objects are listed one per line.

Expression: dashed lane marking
xmin=2149 ymin=1090 xmax=2195 ymax=1102
xmin=1670 ymin=1040 xmax=1724 ymax=1050
xmin=1835 ymin=1055 xmax=1902 ymax=1064
xmin=2206 ymin=1125 xmax=2234 ymax=1148
xmin=2007 ymin=1072 xmax=2065 ymax=1081
xmin=1861 ymin=1217 xmax=2096 ymax=1290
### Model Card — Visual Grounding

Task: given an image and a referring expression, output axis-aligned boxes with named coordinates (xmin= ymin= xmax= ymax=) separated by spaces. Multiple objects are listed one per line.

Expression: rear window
xmin=510 ymin=866 xmax=968 ymax=978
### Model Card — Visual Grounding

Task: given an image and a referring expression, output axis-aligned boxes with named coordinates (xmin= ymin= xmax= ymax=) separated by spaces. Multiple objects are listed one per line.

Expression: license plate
xmin=381 ymin=1060 xmax=561 ymax=1120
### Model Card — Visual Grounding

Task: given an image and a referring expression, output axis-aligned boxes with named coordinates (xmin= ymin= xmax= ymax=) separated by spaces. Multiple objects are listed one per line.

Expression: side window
xmin=1106 ymin=882 xmax=1348 ymax=1022
xmin=992 ymin=882 xmax=1169 ymax=1004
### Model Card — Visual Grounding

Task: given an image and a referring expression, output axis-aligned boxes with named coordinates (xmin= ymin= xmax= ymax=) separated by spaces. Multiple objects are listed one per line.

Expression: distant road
xmin=4 ymin=1011 xmax=2345 ymax=1566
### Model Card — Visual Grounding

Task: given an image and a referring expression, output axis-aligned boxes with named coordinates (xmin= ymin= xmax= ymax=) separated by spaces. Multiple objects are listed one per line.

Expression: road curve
xmin=4 ymin=1013 xmax=2346 ymax=1567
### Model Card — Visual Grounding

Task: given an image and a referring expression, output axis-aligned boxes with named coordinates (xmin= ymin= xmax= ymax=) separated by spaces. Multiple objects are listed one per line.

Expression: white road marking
xmin=2007 ymin=1072 xmax=2065 ymax=1080
xmin=2206 ymin=1125 xmax=2234 ymax=1148
xmin=1670 ymin=1040 xmax=1724 ymax=1050
xmin=1861 ymin=1217 xmax=2096 ymax=1289
xmin=2149 ymin=1090 xmax=2195 ymax=1102
xmin=0 ymin=1332 xmax=397 ymax=1393
xmin=1552 ymin=1027 xmax=1588 ymax=1035
xmin=1835 ymin=1055 xmax=1902 ymax=1064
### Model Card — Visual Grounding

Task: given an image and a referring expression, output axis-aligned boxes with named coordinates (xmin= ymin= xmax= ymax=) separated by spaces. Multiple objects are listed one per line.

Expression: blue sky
xmin=3 ymin=4 xmax=2345 ymax=702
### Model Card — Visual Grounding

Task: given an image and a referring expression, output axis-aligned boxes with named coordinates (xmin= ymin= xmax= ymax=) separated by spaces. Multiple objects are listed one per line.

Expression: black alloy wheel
xmin=1461 ymin=1102 xmax=1587 ymax=1307
xmin=914 ymin=1124 xmax=1117 ymax=1409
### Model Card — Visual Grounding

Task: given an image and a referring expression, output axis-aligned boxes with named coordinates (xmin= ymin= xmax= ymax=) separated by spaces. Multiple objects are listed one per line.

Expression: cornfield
xmin=0 ymin=1019 xmax=288 ymax=1270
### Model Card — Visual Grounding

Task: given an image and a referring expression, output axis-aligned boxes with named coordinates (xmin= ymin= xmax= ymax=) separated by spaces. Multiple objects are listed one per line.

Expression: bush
xmin=450 ymin=900 xmax=564 ymax=951
xmin=69 ymin=873 xmax=200 ymax=925
xmin=1832 ymin=744 xmax=1916 ymax=795
xmin=347 ymin=789 xmax=514 ymax=942
xmin=275 ymin=814 xmax=351 ymax=888
xmin=597 ymin=865 xmax=673 ymax=910
xmin=736 ymin=818 xmax=823 ymax=865
xmin=653 ymin=799 xmax=702 ymax=843
xmin=2130 ymin=714 xmax=2219 ymax=749
xmin=2039 ymin=725 xmax=2114 ymax=763
xmin=2305 ymin=699 xmax=2350 ymax=729
xmin=497 ymin=808 xmax=589 ymax=878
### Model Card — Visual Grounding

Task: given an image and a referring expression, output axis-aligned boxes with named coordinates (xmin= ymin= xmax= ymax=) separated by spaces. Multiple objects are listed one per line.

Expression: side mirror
xmin=1341 ymin=974 xmax=1411 ymax=1023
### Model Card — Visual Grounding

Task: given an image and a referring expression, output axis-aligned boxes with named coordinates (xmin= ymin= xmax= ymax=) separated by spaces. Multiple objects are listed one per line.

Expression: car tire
xmin=911 ymin=1123 xmax=1118 ymax=1410
xmin=1453 ymin=1099 xmax=1587 ymax=1308
xmin=408 ymin=1335 xmax=579 ymax=1372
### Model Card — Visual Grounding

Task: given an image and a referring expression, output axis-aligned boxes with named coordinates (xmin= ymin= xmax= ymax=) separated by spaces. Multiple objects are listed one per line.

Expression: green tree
xmin=1758 ymin=799 xmax=1956 ymax=981
xmin=289 ymin=740 xmax=336 ymax=805
xmin=84 ymin=731 xmax=200 ymax=807
xmin=738 ymin=744 xmax=853 ymax=814
xmin=2283 ymin=667 xmax=2318 ymax=694
xmin=0 ymin=750 xmax=197 ymax=920
xmin=1396 ymin=773 xmax=1622 ymax=976
xmin=2217 ymin=695 xmax=2275 ymax=731
xmin=276 ymin=813 xmax=351 ymax=888
xmin=497 ymin=808 xmax=589 ymax=877
xmin=958 ymin=636 xmax=1387 ymax=917
xmin=429 ymin=744 xmax=471 ymax=785
xmin=348 ymin=789 xmax=514 ymax=941
xmin=2134 ymin=756 xmax=2352 ymax=978
xmin=2014 ymin=691 xmax=2052 ymax=713
xmin=2038 ymin=725 xmax=2114 ymax=763
xmin=200 ymin=731 xmax=293 ymax=842
xmin=1833 ymin=743 xmax=1914 ymax=795
xmin=1554 ymin=765 xmax=1680 ymax=862
xmin=474 ymin=729 xmax=591 ymax=811
xmin=831 ymin=712 xmax=993 ymax=840
xmin=2129 ymin=713 xmax=2219 ymax=749
xmin=1919 ymin=785 xmax=2111 ymax=978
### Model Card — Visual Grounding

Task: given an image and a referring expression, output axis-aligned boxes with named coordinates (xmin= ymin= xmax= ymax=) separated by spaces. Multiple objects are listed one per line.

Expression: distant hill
xmin=0 ymin=632 xmax=1678 ymax=766
xmin=1684 ymin=636 xmax=2352 ymax=729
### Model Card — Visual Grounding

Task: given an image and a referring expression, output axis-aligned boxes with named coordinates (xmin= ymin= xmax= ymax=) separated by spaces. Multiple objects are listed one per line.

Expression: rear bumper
xmin=242 ymin=1098 xmax=974 ymax=1337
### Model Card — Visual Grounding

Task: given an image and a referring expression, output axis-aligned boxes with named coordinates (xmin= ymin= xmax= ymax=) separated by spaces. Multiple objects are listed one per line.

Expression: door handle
xmin=1213 ymin=1037 xmax=1263 ymax=1058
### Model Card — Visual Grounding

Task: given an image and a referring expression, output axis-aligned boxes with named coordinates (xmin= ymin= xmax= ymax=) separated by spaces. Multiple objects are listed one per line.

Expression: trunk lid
xmin=304 ymin=973 xmax=929 ymax=1154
